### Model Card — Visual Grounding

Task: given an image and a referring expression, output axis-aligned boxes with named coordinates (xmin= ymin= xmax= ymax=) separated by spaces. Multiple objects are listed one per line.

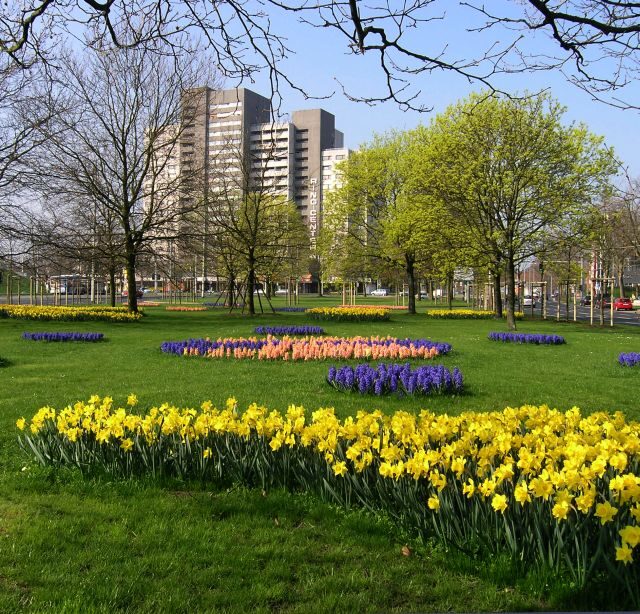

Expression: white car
xmin=370 ymin=288 xmax=389 ymax=297
xmin=522 ymin=296 xmax=536 ymax=307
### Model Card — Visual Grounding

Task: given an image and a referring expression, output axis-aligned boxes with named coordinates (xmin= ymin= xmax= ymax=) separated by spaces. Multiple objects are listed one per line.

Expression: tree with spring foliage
xmin=321 ymin=131 xmax=466 ymax=314
xmin=414 ymin=92 xmax=616 ymax=330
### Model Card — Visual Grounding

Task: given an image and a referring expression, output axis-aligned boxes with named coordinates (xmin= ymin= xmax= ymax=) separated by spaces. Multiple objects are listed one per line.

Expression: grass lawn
xmin=1 ymin=300 xmax=639 ymax=612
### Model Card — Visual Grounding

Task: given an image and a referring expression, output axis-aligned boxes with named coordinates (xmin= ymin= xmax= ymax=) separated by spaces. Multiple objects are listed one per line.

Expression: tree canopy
xmin=414 ymin=91 xmax=617 ymax=328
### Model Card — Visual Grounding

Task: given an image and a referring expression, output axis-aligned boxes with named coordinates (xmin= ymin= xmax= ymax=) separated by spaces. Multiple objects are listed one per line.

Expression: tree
xmin=206 ymin=142 xmax=309 ymax=316
xmin=3 ymin=2 xmax=640 ymax=111
xmin=321 ymin=131 xmax=464 ymax=314
xmin=0 ymin=59 xmax=57 ymax=264
xmin=32 ymin=37 xmax=211 ymax=311
xmin=417 ymin=91 xmax=616 ymax=329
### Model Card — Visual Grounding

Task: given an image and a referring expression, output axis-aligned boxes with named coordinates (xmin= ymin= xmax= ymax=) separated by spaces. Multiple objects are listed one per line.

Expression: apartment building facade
xmin=180 ymin=86 xmax=350 ymax=254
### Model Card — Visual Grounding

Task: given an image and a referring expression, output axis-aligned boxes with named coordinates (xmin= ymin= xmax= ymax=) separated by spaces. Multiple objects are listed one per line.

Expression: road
xmin=520 ymin=301 xmax=640 ymax=327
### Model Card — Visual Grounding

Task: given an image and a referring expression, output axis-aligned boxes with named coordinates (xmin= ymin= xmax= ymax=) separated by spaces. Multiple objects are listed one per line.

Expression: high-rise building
xmin=178 ymin=86 xmax=350 ymax=252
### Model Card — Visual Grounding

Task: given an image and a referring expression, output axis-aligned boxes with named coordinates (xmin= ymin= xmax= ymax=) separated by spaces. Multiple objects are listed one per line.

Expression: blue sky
xmin=236 ymin=5 xmax=639 ymax=177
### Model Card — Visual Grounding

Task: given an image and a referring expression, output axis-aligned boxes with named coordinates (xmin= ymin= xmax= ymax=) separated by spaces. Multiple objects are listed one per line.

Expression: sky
xmin=232 ymin=3 xmax=640 ymax=177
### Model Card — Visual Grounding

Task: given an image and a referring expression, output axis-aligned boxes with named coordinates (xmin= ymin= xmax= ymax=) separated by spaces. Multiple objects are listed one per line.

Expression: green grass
xmin=1 ymin=305 xmax=640 ymax=611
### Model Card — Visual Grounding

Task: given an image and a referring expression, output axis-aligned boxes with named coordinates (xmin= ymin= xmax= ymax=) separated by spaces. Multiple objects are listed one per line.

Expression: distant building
xmin=178 ymin=87 xmax=351 ymax=252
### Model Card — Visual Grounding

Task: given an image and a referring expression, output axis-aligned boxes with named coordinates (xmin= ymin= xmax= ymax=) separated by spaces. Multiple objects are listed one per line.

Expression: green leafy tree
xmin=321 ymin=132 xmax=465 ymax=314
xmin=416 ymin=92 xmax=616 ymax=329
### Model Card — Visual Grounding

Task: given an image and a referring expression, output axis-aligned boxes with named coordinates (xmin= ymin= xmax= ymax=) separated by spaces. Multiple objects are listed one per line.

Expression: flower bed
xmin=161 ymin=335 xmax=451 ymax=361
xmin=619 ymin=353 xmax=640 ymax=367
xmin=0 ymin=305 xmax=141 ymax=322
xmin=273 ymin=306 xmax=306 ymax=312
xmin=165 ymin=306 xmax=207 ymax=312
xmin=17 ymin=397 xmax=640 ymax=600
xmin=254 ymin=325 xmax=325 ymax=336
xmin=22 ymin=332 xmax=104 ymax=342
xmin=307 ymin=307 xmax=390 ymax=322
xmin=328 ymin=363 xmax=463 ymax=396
xmin=340 ymin=304 xmax=408 ymax=311
xmin=488 ymin=332 xmax=565 ymax=345
xmin=426 ymin=309 xmax=524 ymax=320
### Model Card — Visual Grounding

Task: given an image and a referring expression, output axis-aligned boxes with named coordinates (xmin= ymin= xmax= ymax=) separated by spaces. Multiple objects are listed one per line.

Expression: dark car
xmin=613 ymin=297 xmax=633 ymax=311
xmin=580 ymin=294 xmax=591 ymax=306
xmin=122 ymin=288 xmax=144 ymax=299
xmin=594 ymin=294 xmax=612 ymax=308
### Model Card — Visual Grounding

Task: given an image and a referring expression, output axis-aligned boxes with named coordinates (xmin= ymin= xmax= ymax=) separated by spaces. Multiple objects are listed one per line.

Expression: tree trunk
xmin=247 ymin=252 xmax=256 ymax=315
xmin=446 ymin=272 xmax=453 ymax=310
xmin=618 ymin=270 xmax=625 ymax=298
xmin=405 ymin=253 xmax=416 ymax=314
xmin=109 ymin=266 xmax=116 ymax=307
xmin=505 ymin=256 xmax=517 ymax=331
xmin=227 ymin=274 xmax=235 ymax=308
xmin=125 ymin=238 xmax=138 ymax=313
xmin=492 ymin=270 xmax=503 ymax=318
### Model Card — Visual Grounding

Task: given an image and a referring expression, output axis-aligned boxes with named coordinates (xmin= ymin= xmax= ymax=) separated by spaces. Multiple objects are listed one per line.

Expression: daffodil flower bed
xmin=327 ymin=363 xmax=463 ymax=396
xmin=254 ymin=326 xmax=325 ymax=335
xmin=17 ymin=397 xmax=640 ymax=600
xmin=488 ymin=332 xmax=565 ymax=345
xmin=426 ymin=309 xmax=524 ymax=320
xmin=620 ymin=353 xmax=640 ymax=367
xmin=160 ymin=335 xmax=451 ymax=361
xmin=0 ymin=304 xmax=141 ymax=322
xmin=307 ymin=307 xmax=391 ymax=322
xmin=22 ymin=332 xmax=104 ymax=342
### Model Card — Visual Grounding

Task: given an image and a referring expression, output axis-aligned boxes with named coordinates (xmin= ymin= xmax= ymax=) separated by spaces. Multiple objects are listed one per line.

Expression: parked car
xmin=613 ymin=297 xmax=633 ymax=311
xmin=594 ymin=294 xmax=612 ymax=308
xmin=580 ymin=294 xmax=591 ymax=306
xmin=370 ymin=288 xmax=389 ymax=297
xmin=522 ymin=296 xmax=537 ymax=307
xmin=122 ymin=288 xmax=144 ymax=299
xmin=274 ymin=288 xmax=288 ymax=296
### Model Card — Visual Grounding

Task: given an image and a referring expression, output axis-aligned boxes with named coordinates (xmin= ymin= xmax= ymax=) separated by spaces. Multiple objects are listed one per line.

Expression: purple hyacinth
xmin=619 ymin=352 xmax=640 ymax=367
xmin=254 ymin=325 xmax=324 ymax=335
xmin=326 ymin=362 xmax=464 ymax=396
xmin=488 ymin=332 xmax=565 ymax=345
xmin=22 ymin=332 xmax=104 ymax=342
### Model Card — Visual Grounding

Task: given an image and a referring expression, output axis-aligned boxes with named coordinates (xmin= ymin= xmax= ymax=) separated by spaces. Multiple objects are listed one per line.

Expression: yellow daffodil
xmin=616 ymin=545 xmax=633 ymax=564
xmin=491 ymin=494 xmax=508 ymax=514
xmin=427 ymin=496 xmax=440 ymax=511
xmin=595 ymin=501 xmax=618 ymax=525
xmin=619 ymin=525 xmax=640 ymax=548
xmin=332 ymin=461 xmax=348 ymax=477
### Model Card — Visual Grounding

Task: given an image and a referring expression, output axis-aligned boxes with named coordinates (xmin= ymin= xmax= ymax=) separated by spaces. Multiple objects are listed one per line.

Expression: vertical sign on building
xmin=309 ymin=177 xmax=318 ymax=251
